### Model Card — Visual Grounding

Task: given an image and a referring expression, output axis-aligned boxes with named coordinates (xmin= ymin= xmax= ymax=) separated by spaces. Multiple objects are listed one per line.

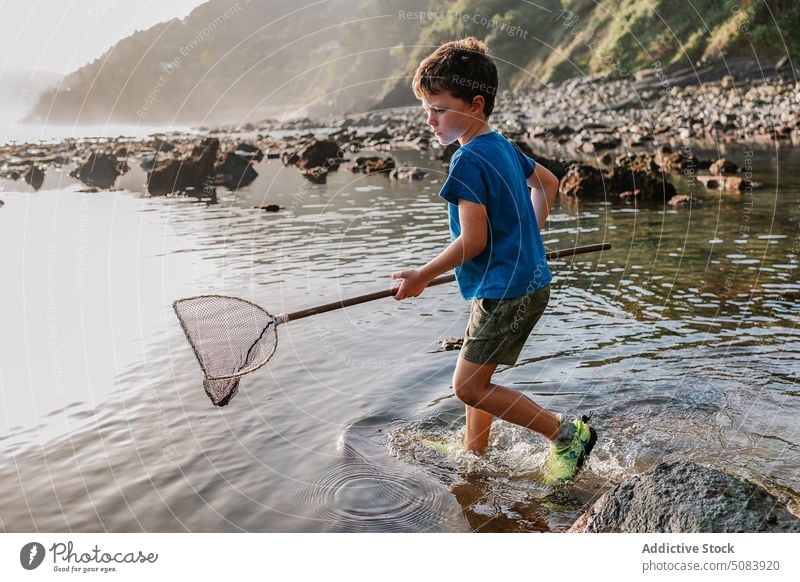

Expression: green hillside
xmin=27 ymin=0 xmax=799 ymax=124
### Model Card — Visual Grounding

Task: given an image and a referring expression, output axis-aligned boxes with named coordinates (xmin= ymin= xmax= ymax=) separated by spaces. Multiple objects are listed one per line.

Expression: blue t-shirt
xmin=439 ymin=131 xmax=552 ymax=300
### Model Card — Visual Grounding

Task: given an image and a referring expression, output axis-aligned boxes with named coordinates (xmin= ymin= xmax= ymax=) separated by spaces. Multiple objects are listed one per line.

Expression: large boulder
xmin=215 ymin=149 xmax=258 ymax=190
xmin=24 ymin=164 xmax=46 ymax=190
xmin=607 ymin=164 xmax=677 ymax=202
xmin=570 ymin=461 xmax=800 ymax=533
xmin=301 ymin=166 xmax=328 ymax=184
xmin=70 ymin=152 xmax=125 ymax=189
xmin=559 ymin=163 xmax=606 ymax=199
xmin=296 ymin=139 xmax=341 ymax=170
xmin=147 ymin=137 xmax=219 ymax=196
xmin=614 ymin=153 xmax=660 ymax=175
xmin=561 ymin=153 xmax=676 ymax=202
xmin=655 ymin=146 xmax=711 ymax=173
xmin=151 ymin=137 xmax=175 ymax=152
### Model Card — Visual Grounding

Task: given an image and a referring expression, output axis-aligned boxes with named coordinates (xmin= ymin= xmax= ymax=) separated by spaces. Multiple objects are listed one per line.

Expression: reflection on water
xmin=0 ymin=144 xmax=798 ymax=531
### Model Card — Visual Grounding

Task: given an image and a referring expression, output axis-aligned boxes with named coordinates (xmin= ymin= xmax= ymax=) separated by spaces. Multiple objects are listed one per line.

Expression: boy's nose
xmin=426 ymin=112 xmax=437 ymax=126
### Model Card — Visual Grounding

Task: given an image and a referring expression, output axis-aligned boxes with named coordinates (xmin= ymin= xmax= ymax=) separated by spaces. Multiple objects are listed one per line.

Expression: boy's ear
xmin=471 ymin=95 xmax=486 ymax=115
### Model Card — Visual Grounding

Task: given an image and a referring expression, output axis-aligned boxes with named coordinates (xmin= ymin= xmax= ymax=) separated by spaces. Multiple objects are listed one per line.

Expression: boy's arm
xmin=527 ymin=163 xmax=560 ymax=229
xmin=392 ymin=199 xmax=487 ymax=300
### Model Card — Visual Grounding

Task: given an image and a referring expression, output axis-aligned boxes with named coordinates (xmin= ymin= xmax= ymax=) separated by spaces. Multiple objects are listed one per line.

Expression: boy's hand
xmin=391 ymin=269 xmax=430 ymax=300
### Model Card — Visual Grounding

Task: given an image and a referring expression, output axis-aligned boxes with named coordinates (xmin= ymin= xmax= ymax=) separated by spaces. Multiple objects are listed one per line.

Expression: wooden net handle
xmin=279 ymin=243 xmax=610 ymax=324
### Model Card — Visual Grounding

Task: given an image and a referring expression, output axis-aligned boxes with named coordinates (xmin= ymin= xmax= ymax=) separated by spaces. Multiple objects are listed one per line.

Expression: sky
xmin=0 ymin=0 xmax=209 ymax=76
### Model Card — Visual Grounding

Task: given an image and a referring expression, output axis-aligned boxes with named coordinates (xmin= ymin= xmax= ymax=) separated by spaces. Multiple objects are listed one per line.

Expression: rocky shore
xmin=2 ymin=70 xmax=795 ymax=203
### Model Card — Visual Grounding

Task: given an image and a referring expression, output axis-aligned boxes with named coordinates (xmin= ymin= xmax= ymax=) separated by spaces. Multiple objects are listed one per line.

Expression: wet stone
xmin=570 ymin=461 xmax=800 ymax=533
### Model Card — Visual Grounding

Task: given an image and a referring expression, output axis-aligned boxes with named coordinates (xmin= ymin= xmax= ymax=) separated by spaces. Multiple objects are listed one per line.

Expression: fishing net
xmin=172 ymin=244 xmax=610 ymax=408
xmin=173 ymin=295 xmax=278 ymax=406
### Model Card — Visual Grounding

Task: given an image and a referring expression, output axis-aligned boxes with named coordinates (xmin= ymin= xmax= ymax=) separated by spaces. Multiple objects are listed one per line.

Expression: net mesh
xmin=173 ymin=295 xmax=278 ymax=406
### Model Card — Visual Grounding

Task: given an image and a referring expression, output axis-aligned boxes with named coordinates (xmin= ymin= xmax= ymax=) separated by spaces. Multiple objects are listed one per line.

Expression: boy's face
xmin=421 ymin=92 xmax=483 ymax=145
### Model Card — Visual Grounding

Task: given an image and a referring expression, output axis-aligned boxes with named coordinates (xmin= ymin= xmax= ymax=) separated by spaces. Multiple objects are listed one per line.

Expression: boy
xmin=391 ymin=37 xmax=596 ymax=484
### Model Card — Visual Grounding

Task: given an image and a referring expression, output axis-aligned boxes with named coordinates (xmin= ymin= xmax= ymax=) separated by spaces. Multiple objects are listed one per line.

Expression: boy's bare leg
xmin=464 ymin=406 xmax=493 ymax=453
xmin=454 ymin=357 xmax=561 ymax=453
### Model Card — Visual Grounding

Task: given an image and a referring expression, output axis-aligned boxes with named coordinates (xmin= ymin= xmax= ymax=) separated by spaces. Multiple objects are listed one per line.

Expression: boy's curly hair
xmin=412 ymin=37 xmax=498 ymax=116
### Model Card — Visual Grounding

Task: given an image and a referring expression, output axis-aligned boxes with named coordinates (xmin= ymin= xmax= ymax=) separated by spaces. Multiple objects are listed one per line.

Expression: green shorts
xmin=460 ymin=285 xmax=550 ymax=366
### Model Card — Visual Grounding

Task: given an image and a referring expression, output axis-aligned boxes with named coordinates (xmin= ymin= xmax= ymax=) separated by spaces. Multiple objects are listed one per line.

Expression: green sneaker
xmin=543 ymin=416 xmax=597 ymax=485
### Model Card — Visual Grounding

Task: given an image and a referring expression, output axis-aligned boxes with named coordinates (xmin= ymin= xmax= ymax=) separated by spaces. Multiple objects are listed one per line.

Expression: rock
xmin=215 ymin=149 xmax=258 ymax=189
xmin=619 ymin=189 xmax=641 ymax=202
xmin=615 ymin=153 xmax=660 ymax=175
xmin=569 ymin=461 xmax=800 ymax=533
xmin=697 ymin=175 xmax=761 ymax=192
xmin=151 ymin=137 xmax=175 ymax=152
xmin=529 ymin=125 xmax=576 ymax=141
xmin=709 ymin=158 xmax=739 ymax=175
xmin=655 ymin=149 xmax=705 ymax=173
xmin=301 ymin=166 xmax=328 ymax=184
xmin=282 ymin=117 xmax=316 ymax=131
xmin=233 ymin=142 xmax=264 ymax=162
xmin=297 ymin=139 xmax=341 ymax=170
xmin=281 ymin=150 xmax=299 ymax=166
xmin=608 ymin=169 xmax=676 ymax=201
xmin=147 ymin=137 xmax=219 ymax=196
xmin=49 ymin=154 xmax=72 ymax=166
xmin=590 ymin=135 xmax=621 ymax=150
xmin=559 ymin=163 xmax=606 ymax=199
xmin=370 ymin=127 xmax=392 ymax=140
xmin=438 ymin=337 xmax=463 ymax=351
xmin=24 ymin=164 xmax=45 ymax=190
xmin=608 ymin=156 xmax=677 ymax=201
xmin=351 ymin=156 xmax=395 ymax=175
xmin=668 ymin=194 xmax=703 ymax=207
xmin=323 ymin=156 xmax=342 ymax=172
xmin=390 ymin=166 xmax=427 ymax=181
xmin=560 ymin=156 xmax=676 ymax=201
xmin=697 ymin=176 xmax=722 ymax=189
xmin=139 ymin=153 xmax=159 ymax=171
xmin=69 ymin=152 xmax=121 ymax=189
xmin=629 ymin=134 xmax=654 ymax=147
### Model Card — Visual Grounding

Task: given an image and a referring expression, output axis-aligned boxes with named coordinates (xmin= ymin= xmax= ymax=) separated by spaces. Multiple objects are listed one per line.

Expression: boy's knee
xmin=452 ymin=379 xmax=485 ymax=408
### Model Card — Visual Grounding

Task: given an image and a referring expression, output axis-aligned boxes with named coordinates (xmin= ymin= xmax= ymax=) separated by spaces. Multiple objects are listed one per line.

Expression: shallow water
xmin=0 ymin=142 xmax=798 ymax=532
